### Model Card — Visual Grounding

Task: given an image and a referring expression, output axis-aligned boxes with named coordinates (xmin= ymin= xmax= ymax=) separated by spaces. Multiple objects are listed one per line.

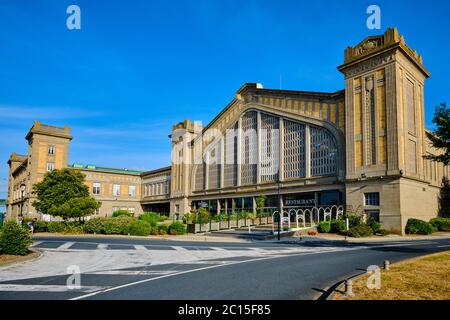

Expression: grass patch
xmin=334 ymin=251 xmax=450 ymax=300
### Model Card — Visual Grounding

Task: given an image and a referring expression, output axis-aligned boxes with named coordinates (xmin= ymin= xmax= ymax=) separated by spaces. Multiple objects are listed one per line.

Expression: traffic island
xmin=0 ymin=250 xmax=41 ymax=267
xmin=332 ymin=251 xmax=450 ymax=300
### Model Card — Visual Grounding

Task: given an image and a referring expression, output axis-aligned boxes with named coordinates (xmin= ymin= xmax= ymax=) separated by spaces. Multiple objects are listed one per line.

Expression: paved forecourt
xmin=0 ymin=236 xmax=449 ymax=300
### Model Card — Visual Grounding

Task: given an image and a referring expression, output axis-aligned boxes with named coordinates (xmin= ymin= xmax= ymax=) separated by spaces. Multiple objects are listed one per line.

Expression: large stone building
xmin=6 ymin=28 xmax=449 ymax=234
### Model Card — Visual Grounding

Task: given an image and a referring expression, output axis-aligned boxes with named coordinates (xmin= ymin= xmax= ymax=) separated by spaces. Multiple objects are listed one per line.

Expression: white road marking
xmin=87 ymin=270 xmax=177 ymax=276
xmin=57 ymin=242 xmax=75 ymax=250
xmin=210 ymin=247 xmax=227 ymax=251
xmin=437 ymin=244 xmax=450 ymax=248
xmin=70 ymin=248 xmax=354 ymax=300
xmin=30 ymin=241 xmax=42 ymax=247
xmin=134 ymin=245 xmax=147 ymax=251
xmin=172 ymin=246 xmax=190 ymax=253
xmin=97 ymin=244 xmax=108 ymax=250
xmin=0 ymin=284 xmax=108 ymax=293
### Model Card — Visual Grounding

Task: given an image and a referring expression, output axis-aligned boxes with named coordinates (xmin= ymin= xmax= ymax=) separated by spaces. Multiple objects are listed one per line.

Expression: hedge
xmin=0 ymin=221 xmax=33 ymax=255
xmin=158 ymin=225 xmax=168 ymax=235
xmin=34 ymin=221 xmax=48 ymax=233
xmin=368 ymin=221 xmax=382 ymax=234
xmin=128 ymin=220 xmax=151 ymax=236
xmin=405 ymin=218 xmax=434 ymax=235
xmin=112 ymin=210 xmax=134 ymax=218
xmin=346 ymin=224 xmax=373 ymax=238
xmin=139 ymin=212 xmax=159 ymax=227
xmin=47 ymin=221 xmax=65 ymax=233
xmin=168 ymin=221 xmax=186 ymax=235
xmin=317 ymin=221 xmax=331 ymax=233
xmin=331 ymin=219 xmax=346 ymax=234
xmin=429 ymin=218 xmax=450 ymax=232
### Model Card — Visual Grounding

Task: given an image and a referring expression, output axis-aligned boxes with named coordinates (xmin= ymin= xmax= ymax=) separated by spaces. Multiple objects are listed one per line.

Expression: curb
xmin=0 ymin=249 xmax=42 ymax=269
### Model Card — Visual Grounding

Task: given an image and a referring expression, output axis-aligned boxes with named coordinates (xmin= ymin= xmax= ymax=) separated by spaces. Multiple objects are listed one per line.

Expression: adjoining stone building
xmin=6 ymin=28 xmax=449 ymax=234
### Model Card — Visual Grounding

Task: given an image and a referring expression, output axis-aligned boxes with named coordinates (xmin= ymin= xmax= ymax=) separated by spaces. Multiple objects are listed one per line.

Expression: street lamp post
xmin=277 ymin=179 xmax=281 ymax=241
xmin=19 ymin=184 xmax=26 ymax=220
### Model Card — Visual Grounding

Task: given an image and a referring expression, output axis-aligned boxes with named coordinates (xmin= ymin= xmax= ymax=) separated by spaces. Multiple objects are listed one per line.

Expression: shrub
xmin=378 ymin=229 xmax=390 ymax=236
xmin=168 ymin=221 xmax=186 ymax=235
xmin=34 ymin=221 xmax=48 ymax=233
xmin=150 ymin=226 xmax=159 ymax=235
xmin=194 ymin=208 xmax=210 ymax=224
xmin=103 ymin=217 xmax=133 ymax=235
xmin=346 ymin=224 xmax=373 ymax=238
xmin=158 ymin=225 xmax=168 ymax=235
xmin=368 ymin=221 xmax=382 ymax=234
xmin=62 ymin=221 xmax=84 ymax=234
xmin=84 ymin=217 xmax=105 ymax=234
xmin=112 ymin=210 xmax=133 ymax=218
xmin=405 ymin=218 xmax=434 ymax=235
xmin=128 ymin=220 xmax=151 ymax=236
xmin=317 ymin=221 xmax=331 ymax=233
xmin=47 ymin=221 xmax=64 ymax=233
xmin=0 ymin=221 xmax=33 ymax=255
xmin=331 ymin=219 xmax=346 ymax=234
xmin=347 ymin=214 xmax=364 ymax=228
xmin=139 ymin=212 xmax=159 ymax=227
xmin=158 ymin=215 xmax=167 ymax=222
xmin=429 ymin=218 xmax=450 ymax=232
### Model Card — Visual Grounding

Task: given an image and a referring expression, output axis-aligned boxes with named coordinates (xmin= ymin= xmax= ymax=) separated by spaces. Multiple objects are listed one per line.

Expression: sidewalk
xmin=276 ymin=232 xmax=450 ymax=244
xmin=32 ymin=232 xmax=251 ymax=243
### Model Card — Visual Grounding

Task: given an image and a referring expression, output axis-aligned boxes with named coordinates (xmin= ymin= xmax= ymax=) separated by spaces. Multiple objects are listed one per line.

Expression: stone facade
xmin=6 ymin=28 xmax=450 ymax=234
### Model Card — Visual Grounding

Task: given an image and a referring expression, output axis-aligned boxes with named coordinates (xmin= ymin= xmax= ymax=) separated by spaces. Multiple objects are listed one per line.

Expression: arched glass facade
xmin=193 ymin=110 xmax=338 ymax=192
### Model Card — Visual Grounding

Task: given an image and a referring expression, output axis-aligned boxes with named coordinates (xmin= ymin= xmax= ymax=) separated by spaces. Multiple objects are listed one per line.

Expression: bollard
xmin=344 ymin=279 xmax=355 ymax=297
xmin=384 ymin=260 xmax=390 ymax=270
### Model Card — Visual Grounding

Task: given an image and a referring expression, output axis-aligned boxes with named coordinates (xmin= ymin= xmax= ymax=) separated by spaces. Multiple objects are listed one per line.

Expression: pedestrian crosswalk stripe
xmin=97 ymin=244 xmax=108 ymax=250
xmin=172 ymin=246 xmax=190 ymax=253
xmin=210 ymin=247 xmax=227 ymax=251
xmin=134 ymin=245 xmax=147 ymax=251
xmin=57 ymin=242 xmax=75 ymax=250
xmin=30 ymin=241 xmax=42 ymax=247
xmin=0 ymin=284 xmax=108 ymax=293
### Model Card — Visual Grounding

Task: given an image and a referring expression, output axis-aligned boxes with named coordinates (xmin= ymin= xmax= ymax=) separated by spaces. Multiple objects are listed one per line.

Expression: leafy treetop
xmin=32 ymin=168 xmax=101 ymax=220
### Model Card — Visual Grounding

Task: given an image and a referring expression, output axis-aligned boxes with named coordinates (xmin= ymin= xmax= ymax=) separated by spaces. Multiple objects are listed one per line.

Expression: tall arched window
xmin=241 ymin=111 xmax=257 ymax=185
xmin=283 ymin=120 xmax=306 ymax=179
xmin=310 ymin=126 xmax=337 ymax=176
xmin=261 ymin=113 xmax=280 ymax=182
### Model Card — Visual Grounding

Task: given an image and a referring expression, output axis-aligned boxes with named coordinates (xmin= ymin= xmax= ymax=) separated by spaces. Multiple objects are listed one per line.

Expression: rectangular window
xmin=364 ymin=192 xmax=380 ymax=206
xmin=405 ymin=79 xmax=416 ymax=134
xmin=128 ymin=207 xmax=135 ymax=214
xmin=365 ymin=210 xmax=380 ymax=223
xmin=93 ymin=182 xmax=101 ymax=195
xmin=113 ymin=184 xmax=121 ymax=196
xmin=128 ymin=185 xmax=136 ymax=197
xmin=175 ymin=204 xmax=180 ymax=213
xmin=48 ymin=145 xmax=55 ymax=155
xmin=46 ymin=163 xmax=54 ymax=172
xmin=407 ymin=139 xmax=417 ymax=174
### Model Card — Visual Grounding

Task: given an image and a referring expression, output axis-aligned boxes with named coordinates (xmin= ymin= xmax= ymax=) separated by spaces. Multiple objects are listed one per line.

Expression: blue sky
xmin=1 ymin=0 xmax=449 ymax=198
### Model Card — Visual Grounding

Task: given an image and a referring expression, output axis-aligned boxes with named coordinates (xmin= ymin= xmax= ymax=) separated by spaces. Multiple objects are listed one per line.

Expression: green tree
xmin=425 ymin=102 xmax=450 ymax=165
xmin=438 ymin=177 xmax=450 ymax=218
xmin=32 ymin=168 xmax=101 ymax=220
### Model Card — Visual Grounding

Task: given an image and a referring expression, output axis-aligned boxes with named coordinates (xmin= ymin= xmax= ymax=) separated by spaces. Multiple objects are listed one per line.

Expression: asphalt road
xmin=0 ymin=235 xmax=449 ymax=300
